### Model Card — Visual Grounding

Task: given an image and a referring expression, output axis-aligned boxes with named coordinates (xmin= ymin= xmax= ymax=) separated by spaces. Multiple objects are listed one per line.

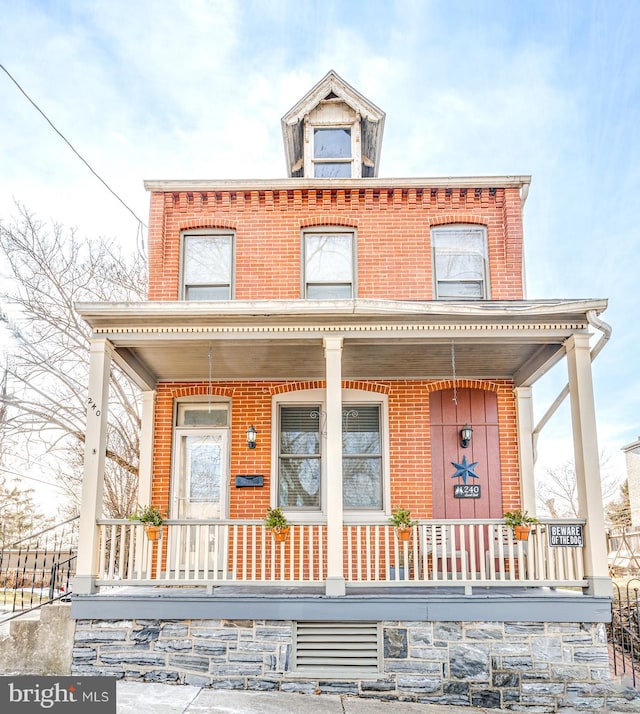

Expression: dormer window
xmin=282 ymin=71 xmax=385 ymax=179
xmin=313 ymin=127 xmax=352 ymax=178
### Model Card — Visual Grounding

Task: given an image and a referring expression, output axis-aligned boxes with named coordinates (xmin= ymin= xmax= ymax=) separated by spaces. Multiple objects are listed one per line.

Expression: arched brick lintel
xmin=425 ymin=379 xmax=501 ymax=394
xmin=270 ymin=380 xmax=390 ymax=395
xmin=166 ymin=385 xmax=236 ymax=399
xmin=428 ymin=215 xmax=487 ymax=228
xmin=300 ymin=216 xmax=359 ymax=229
xmin=177 ymin=218 xmax=238 ymax=232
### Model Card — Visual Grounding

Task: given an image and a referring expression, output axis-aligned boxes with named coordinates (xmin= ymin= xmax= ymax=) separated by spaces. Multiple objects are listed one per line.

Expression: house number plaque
xmin=453 ymin=484 xmax=481 ymax=499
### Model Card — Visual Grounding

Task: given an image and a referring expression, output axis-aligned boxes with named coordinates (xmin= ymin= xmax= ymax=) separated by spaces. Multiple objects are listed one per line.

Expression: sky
xmin=0 ymin=0 xmax=639 ymax=508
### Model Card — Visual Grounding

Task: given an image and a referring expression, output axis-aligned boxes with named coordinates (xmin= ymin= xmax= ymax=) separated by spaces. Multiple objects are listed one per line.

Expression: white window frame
xmin=303 ymin=117 xmax=362 ymax=178
xmin=180 ymin=230 xmax=235 ymax=300
xmin=270 ymin=388 xmax=390 ymax=523
xmin=431 ymin=225 xmax=489 ymax=300
xmin=302 ymin=227 xmax=356 ymax=299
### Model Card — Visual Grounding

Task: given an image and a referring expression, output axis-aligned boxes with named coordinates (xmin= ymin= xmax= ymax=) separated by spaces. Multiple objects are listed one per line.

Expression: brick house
xmin=71 ymin=72 xmax=614 ymax=706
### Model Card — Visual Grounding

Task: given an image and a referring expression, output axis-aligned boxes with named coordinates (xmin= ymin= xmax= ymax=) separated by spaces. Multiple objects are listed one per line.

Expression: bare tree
xmin=0 ymin=206 xmax=147 ymax=517
xmin=536 ymin=458 xmax=621 ymax=519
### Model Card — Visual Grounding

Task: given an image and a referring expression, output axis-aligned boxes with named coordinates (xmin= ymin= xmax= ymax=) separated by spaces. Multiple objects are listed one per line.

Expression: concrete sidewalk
xmin=117 ymin=681 xmax=492 ymax=714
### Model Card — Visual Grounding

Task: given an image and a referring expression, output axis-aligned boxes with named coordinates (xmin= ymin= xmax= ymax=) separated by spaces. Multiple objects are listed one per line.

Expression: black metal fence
xmin=0 ymin=516 xmax=79 ymax=623
xmin=609 ymin=578 xmax=640 ymax=688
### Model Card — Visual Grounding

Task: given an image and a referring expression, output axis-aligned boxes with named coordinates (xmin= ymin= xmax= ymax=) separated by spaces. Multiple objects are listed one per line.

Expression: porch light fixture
xmin=460 ymin=424 xmax=473 ymax=449
xmin=246 ymin=425 xmax=257 ymax=449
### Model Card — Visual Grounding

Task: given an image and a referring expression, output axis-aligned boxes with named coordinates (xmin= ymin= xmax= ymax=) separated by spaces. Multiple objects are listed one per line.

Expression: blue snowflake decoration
xmin=450 ymin=455 xmax=480 ymax=484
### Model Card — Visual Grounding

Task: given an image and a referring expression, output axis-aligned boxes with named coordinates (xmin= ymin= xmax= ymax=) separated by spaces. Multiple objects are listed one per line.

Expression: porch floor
xmin=71 ymin=584 xmax=612 ymax=624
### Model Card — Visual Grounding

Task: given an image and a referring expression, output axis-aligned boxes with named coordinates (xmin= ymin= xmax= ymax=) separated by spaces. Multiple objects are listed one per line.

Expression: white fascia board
xmin=143 ymin=176 xmax=532 ymax=192
xmin=75 ymin=298 xmax=607 ymax=326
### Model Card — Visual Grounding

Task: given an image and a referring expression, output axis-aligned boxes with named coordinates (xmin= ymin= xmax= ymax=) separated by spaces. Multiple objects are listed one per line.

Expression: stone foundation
xmin=72 ymin=618 xmax=640 ymax=711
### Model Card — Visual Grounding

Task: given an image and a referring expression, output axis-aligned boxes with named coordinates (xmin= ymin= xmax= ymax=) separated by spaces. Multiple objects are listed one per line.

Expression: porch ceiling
xmin=76 ymin=298 xmax=607 ymax=389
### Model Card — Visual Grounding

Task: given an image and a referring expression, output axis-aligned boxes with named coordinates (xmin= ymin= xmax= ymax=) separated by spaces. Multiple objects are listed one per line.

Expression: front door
xmin=430 ymin=388 xmax=502 ymax=520
xmin=429 ymin=388 xmax=503 ymax=576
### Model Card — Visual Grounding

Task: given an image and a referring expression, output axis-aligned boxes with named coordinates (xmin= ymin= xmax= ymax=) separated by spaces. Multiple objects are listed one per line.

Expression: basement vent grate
xmin=293 ymin=621 xmax=381 ymax=676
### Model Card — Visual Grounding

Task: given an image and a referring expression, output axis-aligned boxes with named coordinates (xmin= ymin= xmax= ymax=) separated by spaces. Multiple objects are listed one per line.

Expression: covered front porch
xmin=95 ymin=518 xmax=587 ymax=594
xmin=73 ymin=298 xmax=612 ymax=600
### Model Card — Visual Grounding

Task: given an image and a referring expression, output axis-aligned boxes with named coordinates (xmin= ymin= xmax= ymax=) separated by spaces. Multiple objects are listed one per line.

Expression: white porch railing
xmin=95 ymin=518 xmax=586 ymax=589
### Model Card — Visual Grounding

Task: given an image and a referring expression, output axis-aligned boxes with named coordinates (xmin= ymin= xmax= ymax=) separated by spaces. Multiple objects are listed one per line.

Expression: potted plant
xmin=264 ymin=507 xmax=290 ymax=542
xmin=129 ymin=504 xmax=167 ymax=541
xmin=504 ymin=509 xmax=539 ymax=541
xmin=389 ymin=508 xmax=417 ymax=541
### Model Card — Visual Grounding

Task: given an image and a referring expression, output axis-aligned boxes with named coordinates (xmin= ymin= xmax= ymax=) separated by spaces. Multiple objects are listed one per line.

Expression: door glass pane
xmin=184 ymin=435 xmax=222 ymax=502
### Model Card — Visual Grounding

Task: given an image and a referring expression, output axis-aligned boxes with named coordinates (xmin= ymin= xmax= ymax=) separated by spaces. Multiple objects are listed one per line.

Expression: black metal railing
xmin=609 ymin=578 xmax=640 ymax=688
xmin=0 ymin=516 xmax=79 ymax=623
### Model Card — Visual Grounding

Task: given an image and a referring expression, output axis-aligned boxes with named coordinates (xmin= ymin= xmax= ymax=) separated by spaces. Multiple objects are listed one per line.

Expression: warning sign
xmin=548 ymin=524 xmax=584 ymax=547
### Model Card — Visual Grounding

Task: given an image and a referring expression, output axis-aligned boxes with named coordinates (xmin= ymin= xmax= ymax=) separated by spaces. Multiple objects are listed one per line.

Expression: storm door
xmin=170 ymin=403 xmax=229 ymax=576
xmin=173 ymin=430 xmax=228 ymax=520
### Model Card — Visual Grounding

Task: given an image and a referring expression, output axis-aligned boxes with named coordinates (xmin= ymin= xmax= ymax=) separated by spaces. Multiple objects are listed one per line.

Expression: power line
xmin=0 ymin=61 xmax=148 ymax=233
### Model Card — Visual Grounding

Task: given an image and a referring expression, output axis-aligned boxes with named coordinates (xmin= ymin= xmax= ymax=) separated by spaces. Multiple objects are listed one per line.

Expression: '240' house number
xmin=453 ymin=484 xmax=481 ymax=499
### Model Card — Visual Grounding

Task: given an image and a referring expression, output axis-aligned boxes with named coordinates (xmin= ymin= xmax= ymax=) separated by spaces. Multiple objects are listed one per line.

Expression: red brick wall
xmin=147 ymin=187 xmax=525 ymax=302
xmin=150 ymin=379 xmax=521 ymax=518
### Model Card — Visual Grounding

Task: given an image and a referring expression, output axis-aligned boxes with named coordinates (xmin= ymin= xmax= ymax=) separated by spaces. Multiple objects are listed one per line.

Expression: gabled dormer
xmin=281 ymin=70 xmax=385 ymax=179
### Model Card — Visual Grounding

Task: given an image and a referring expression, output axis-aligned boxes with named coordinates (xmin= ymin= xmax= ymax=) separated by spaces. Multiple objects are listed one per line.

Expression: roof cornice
xmin=144 ymin=176 xmax=532 ymax=193
xmin=76 ymin=298 xmax=607 ymax=328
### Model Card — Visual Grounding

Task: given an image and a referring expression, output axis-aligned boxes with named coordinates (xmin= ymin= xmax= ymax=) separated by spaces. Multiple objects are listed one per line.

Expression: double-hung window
xmin=313 ymin=127 xmax=352 ymax=177
xmin=276 ymin=394 xmax=385 ymax=513
xmin=182 ymin=232 xmax=234 ymax=300
xmin=303 ymin=230 xmax=354 ymax=299
xmin=432 ymin=226 xmax=488 ymax=299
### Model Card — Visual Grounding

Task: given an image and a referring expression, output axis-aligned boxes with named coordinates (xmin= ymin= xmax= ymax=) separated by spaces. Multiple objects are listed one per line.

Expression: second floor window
xmin=432 ymin=226 xmax=488 ymax=299
xmin=304 ymin=231 xmax=354 ymax=299
xmin=182 ymin=232 xmax=233 ymax=300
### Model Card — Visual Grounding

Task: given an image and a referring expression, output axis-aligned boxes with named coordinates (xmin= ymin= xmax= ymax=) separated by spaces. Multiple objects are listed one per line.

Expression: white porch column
xmin=515 ymin=387 xmax=536 ymax=514
xmin=324 ymin=337 xmax=345 ymax=596
xmin=566 ymin=333 xmax=611 ymax=597
xmin=137 ymin=390 xmax=156 ymax=505
xmin=74 ymin=338 xmax=113 ymax=594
